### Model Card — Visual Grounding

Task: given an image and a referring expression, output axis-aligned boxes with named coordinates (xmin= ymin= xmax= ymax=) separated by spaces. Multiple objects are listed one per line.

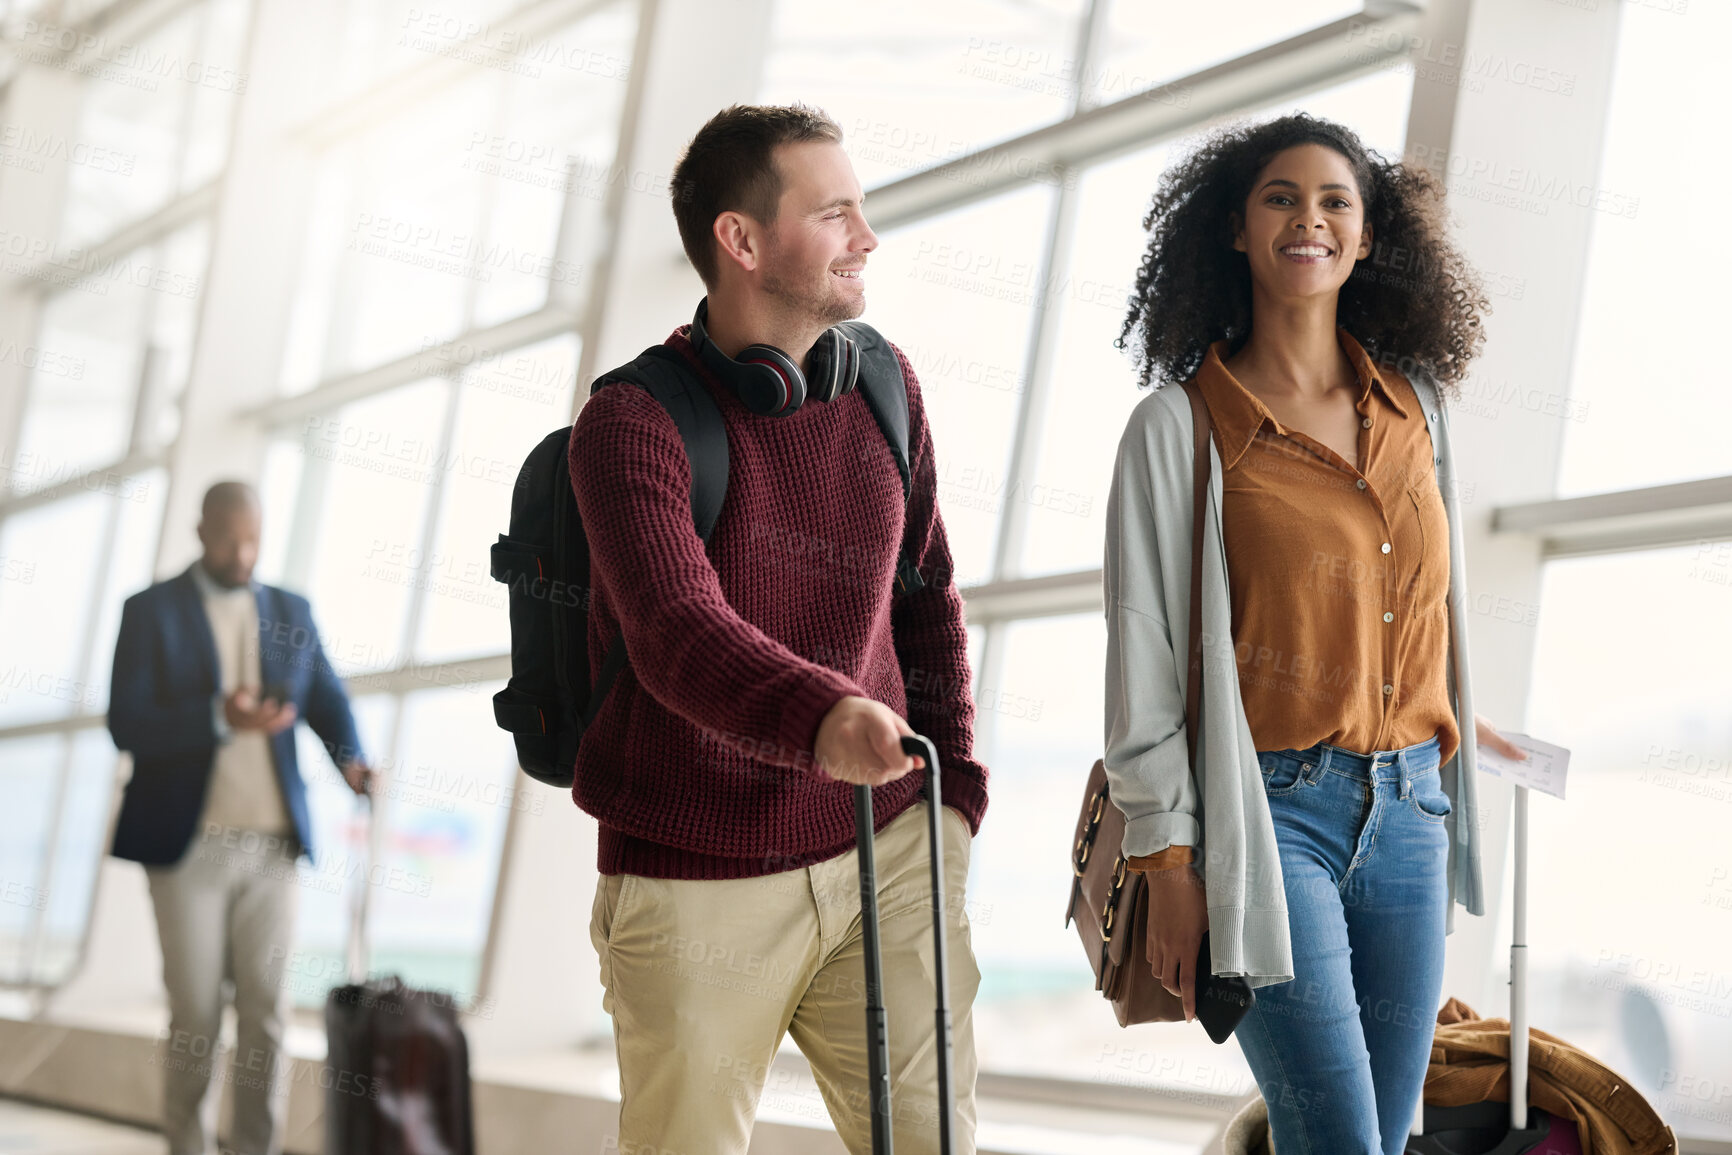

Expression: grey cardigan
xmin=1102 ymin=367 xmax=1486 ymax=989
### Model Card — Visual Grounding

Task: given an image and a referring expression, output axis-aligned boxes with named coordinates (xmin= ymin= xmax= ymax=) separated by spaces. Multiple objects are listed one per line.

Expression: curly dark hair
xmin=1117 ymin=112 xmax=1486 ymax=399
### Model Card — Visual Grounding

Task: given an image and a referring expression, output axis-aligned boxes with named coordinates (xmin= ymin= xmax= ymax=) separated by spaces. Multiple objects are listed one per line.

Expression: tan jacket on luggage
xmin=1425 ymin=997 xmax=1677 ymax=1155
xmin=1206 ymin=996 xmax=1680 ymax=1155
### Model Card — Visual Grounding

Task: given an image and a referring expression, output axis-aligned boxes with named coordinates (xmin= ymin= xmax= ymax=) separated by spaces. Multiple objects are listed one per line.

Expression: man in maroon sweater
xmin=568 ymin=104 xmax=989 ymax=1152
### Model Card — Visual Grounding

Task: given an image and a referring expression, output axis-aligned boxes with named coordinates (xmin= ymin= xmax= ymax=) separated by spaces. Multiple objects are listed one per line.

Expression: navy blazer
xmin=106 ymin=564 xmax=364 ymax=866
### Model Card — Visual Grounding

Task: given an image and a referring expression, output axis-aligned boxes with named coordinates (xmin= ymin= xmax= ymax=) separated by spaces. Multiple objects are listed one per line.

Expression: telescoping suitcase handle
xmin=855 ymin=733 xmax=954 ymax=1155
xmin=343 ymin=793 xmax=386 ymax=985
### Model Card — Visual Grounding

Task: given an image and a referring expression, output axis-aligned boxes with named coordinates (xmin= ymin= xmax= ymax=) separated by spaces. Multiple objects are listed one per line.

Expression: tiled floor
xmin=0 ymin=1098 xmax=162 ymax=1155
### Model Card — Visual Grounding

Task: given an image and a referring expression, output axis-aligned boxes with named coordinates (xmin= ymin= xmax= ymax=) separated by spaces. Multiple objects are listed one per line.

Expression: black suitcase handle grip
xmin=899 ymin=733 xmax=937 ymax=773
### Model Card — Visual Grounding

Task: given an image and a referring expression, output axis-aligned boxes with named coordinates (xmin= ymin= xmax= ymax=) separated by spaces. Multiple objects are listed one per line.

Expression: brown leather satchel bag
xmin=1065 ymin=379 xmax=1213 ymax=1027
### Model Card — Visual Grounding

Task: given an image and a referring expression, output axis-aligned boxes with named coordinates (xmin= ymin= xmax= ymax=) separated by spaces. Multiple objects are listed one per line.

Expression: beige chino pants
xmin=590 ymin=800 xmax=981 ymax=1154
xmin=144 ymin=829 xmax=299 ymax=1155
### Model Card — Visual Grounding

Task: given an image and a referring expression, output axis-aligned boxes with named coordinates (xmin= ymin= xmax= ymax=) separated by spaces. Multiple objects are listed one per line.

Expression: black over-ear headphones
xmin=687 ymin=297 xmax=860 ymax=417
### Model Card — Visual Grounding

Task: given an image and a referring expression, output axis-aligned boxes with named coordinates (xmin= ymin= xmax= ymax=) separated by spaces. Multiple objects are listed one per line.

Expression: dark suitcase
xmin=324 ymin=796 xmax=476 ymax=1155
xmin=855 ymin=733 xmax=956 ymax=1155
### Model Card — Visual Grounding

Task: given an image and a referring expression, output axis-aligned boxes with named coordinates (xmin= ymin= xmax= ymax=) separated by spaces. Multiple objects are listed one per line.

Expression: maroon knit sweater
xmin=566 ymin=325 xmax=989 ymax=879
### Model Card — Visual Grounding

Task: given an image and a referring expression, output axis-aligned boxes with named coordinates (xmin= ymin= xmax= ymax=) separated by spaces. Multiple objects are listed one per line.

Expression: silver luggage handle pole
xmin=855 ymin=781 xmax=893 ymax=1154
xmin=1510 ymin=784 xmax=1529 ymax=1129
xmin=856 ymin=734 xmax=957 ymax=1155
xmin=344 ymin=793 xmax=376 ymax=986
xmin=903 ymin=734 xmax=955 ymax=1155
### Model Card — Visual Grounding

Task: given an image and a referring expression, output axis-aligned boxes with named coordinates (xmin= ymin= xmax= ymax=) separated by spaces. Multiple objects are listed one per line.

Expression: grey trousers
xmin=144 ymin=828 xmax=300 ymax=1155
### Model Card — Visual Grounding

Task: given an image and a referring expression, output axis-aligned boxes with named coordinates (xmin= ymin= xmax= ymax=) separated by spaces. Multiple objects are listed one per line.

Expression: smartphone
xmin=260 ymin=682 xmax=292 ymax=709
xmin=1194 ymin=931 xmax=1256 ymax=1044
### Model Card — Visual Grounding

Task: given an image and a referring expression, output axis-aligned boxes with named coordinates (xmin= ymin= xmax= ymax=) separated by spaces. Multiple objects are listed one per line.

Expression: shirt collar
xmin=1195 ymin=327 xmax=1410 ymax=472
xmin=190 ymin=559 xmax=257 ymax=598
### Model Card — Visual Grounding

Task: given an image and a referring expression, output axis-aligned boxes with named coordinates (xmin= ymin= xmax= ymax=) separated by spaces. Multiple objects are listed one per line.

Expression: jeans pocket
xmin=1409 ymin=770 xmax=1453 ymax=824
xmin=1259 ymin=751 xmax=1313 ymax=796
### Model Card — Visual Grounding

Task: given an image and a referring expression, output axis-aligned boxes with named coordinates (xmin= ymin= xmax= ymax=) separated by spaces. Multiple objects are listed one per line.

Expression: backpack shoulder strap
xmin=577 ymin=344 xmax=730 ymax=728
xmin=835 ymin=321 xmax=911 ymax=499
xmin=592 ymin=343 xmax=730 ymax=543
xmin=834 ymin=321 xmax=925 ymax=595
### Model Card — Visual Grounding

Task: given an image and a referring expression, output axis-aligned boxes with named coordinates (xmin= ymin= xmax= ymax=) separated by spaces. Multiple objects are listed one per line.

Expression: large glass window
xmin=858 ymin=186 xmax=1053 ymax=587
xmin=1520 ymin=545 xmax=1732 ymax=1143
xmin=0 ymin=467 xmax=166 ymax=986
xmin=969 ymin=612 xmax=1261 ymax=1094
xmin=760 ymin=0 xmax=1087 ymax=188
xmin=241 ymin=1 xmax=637 ymax=1014
xmin=1088 ymin=0 xmax=1359 ymax=108
xmin=0 ymin=734 xmax=68 ymax=984
xmin=314 ymin=0 xmax=597 ymax=110
xmin=0 ymin=468 xmax=165 ymax=729
xmin=283 ymin=683 xmax=520 ymax=1008
xmin=9 ymin=222 xmax=209 ymax=493
xmin=277 ymin=3 xmax=634 ymax=392
xmin=1012 ymin=142 xmax=1175 ymax=580
xmin=58 ymin=0 xmax=250 ymax=244
xmin=284 ymin=692 xmax=397 ymax=1005
xmin=1556 ymin=2 xmax=1732 ymax=497
xmin=296 ymin=379 xmax=451 ymax=677
xmin=416 ymin=333 xmax=577 ymax=662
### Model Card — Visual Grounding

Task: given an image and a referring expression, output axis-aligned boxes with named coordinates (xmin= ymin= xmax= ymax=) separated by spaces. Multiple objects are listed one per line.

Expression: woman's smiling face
xmin=1232 ymin=142 xmax=1373 ymax=302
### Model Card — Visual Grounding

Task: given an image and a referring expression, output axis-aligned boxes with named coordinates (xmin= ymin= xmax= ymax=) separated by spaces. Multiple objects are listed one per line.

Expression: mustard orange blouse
xmin=1128 ymin=327 xmax=1458 ymax=875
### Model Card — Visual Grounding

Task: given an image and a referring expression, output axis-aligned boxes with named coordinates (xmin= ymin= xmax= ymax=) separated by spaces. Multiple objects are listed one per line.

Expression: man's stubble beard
xmin=761 ymin=249 xmax=862 ymax=330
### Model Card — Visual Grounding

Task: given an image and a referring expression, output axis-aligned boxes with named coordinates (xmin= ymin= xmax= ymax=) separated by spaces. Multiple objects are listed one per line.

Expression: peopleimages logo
xmin=1404 ymin=144 xmax=1640 ymax=220
xmin=8 ymin=18 xmax=250 ymax=92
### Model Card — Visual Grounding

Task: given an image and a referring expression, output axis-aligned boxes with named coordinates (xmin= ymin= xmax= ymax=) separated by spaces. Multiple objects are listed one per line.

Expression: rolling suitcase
xmin=855 ymin=733 xmax=956 ymax=1155
xmin=324 ymin=795 xmax=476 ymax=1155
xmin=1407 ymin=783 xmax=1581 ymax=1154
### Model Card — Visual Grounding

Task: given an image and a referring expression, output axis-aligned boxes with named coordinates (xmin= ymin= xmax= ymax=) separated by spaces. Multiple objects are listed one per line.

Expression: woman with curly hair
xmin=1100 ymin=112 xmax=1528 ymax=1154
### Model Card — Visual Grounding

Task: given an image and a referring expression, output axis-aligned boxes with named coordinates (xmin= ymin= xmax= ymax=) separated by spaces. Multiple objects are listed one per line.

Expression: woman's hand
xmin=1474 ymin=713 xmax=1529 ymax=762
xmin=1143 ymin=863 xmax=1209 ymax=1022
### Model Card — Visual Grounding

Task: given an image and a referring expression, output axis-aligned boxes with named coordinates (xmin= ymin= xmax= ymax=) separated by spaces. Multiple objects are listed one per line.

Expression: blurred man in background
xmin=106 ymin=480 xmax=370 ymax=1155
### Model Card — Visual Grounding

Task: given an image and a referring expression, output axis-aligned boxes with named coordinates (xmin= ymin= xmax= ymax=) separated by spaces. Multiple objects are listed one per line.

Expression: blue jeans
xmin=1234 ymin=733 xmax=1451 ymax=1155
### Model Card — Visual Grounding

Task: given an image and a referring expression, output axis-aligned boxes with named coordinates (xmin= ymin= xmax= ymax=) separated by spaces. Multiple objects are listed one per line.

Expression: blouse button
xmin=1383 ymin=611 xmax=1394 ymax=623
xmin=1362 ymin=417 xmax=1373 ymax=428
xmin=1383 ymin=684 xmax=1394 ymax=695
xmin=1356 ymin=478 xmax=1367 ymax=490
xmin=1380 ymin=542 xmax=1391 ymax=554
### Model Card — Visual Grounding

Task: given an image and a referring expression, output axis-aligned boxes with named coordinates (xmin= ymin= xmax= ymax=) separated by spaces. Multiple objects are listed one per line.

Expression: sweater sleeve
xmin=569 ymin=381 xmax=866 ymax=772
xmin=1103 ymin=399 xmax=1202 ymax=858
xmin=886 ymin=344 xmax=990 ymax=836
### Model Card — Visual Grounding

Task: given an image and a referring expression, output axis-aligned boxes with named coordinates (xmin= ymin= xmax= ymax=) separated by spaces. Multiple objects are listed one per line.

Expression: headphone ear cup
xmin=835 ymin=331 xmax=860 ymax=398
xmin=735 ymin=344 xmax=805 ymax=416
xmin=806 ymin=329 xmax=843 ymax=404
xmin=804 ymin=329 xmax=860 ymax=404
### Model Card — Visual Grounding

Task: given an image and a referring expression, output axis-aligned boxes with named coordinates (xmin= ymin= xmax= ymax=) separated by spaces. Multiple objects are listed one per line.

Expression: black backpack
xmin=488 ymin=323 xmax=927 ymax=788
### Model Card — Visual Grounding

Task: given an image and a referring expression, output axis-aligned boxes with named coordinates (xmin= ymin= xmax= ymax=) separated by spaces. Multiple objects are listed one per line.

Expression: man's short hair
xmin=201 ymin=480 xmax=259 ymax=523
xmin=669 ymin=103 xmax=844 ymax=286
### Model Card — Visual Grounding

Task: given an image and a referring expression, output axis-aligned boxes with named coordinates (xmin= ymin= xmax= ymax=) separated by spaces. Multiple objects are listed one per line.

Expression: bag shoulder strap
xmin=835 ymin=320 xmax=925 ymax=595
xmin=835 ymin=321 xmax=911 ymax=495
xmin=578 ymin=344 xmax=731 ymax=727
xmin=1178 ymin=379 xmax=1214 ymax=774
xmin=593 ymin=343 xmax=730 ymax=543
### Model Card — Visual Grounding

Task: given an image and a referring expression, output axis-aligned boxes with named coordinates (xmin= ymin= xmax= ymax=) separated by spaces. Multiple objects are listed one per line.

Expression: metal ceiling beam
xmin=861 ymin=6 xmax=1425 ymax=230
